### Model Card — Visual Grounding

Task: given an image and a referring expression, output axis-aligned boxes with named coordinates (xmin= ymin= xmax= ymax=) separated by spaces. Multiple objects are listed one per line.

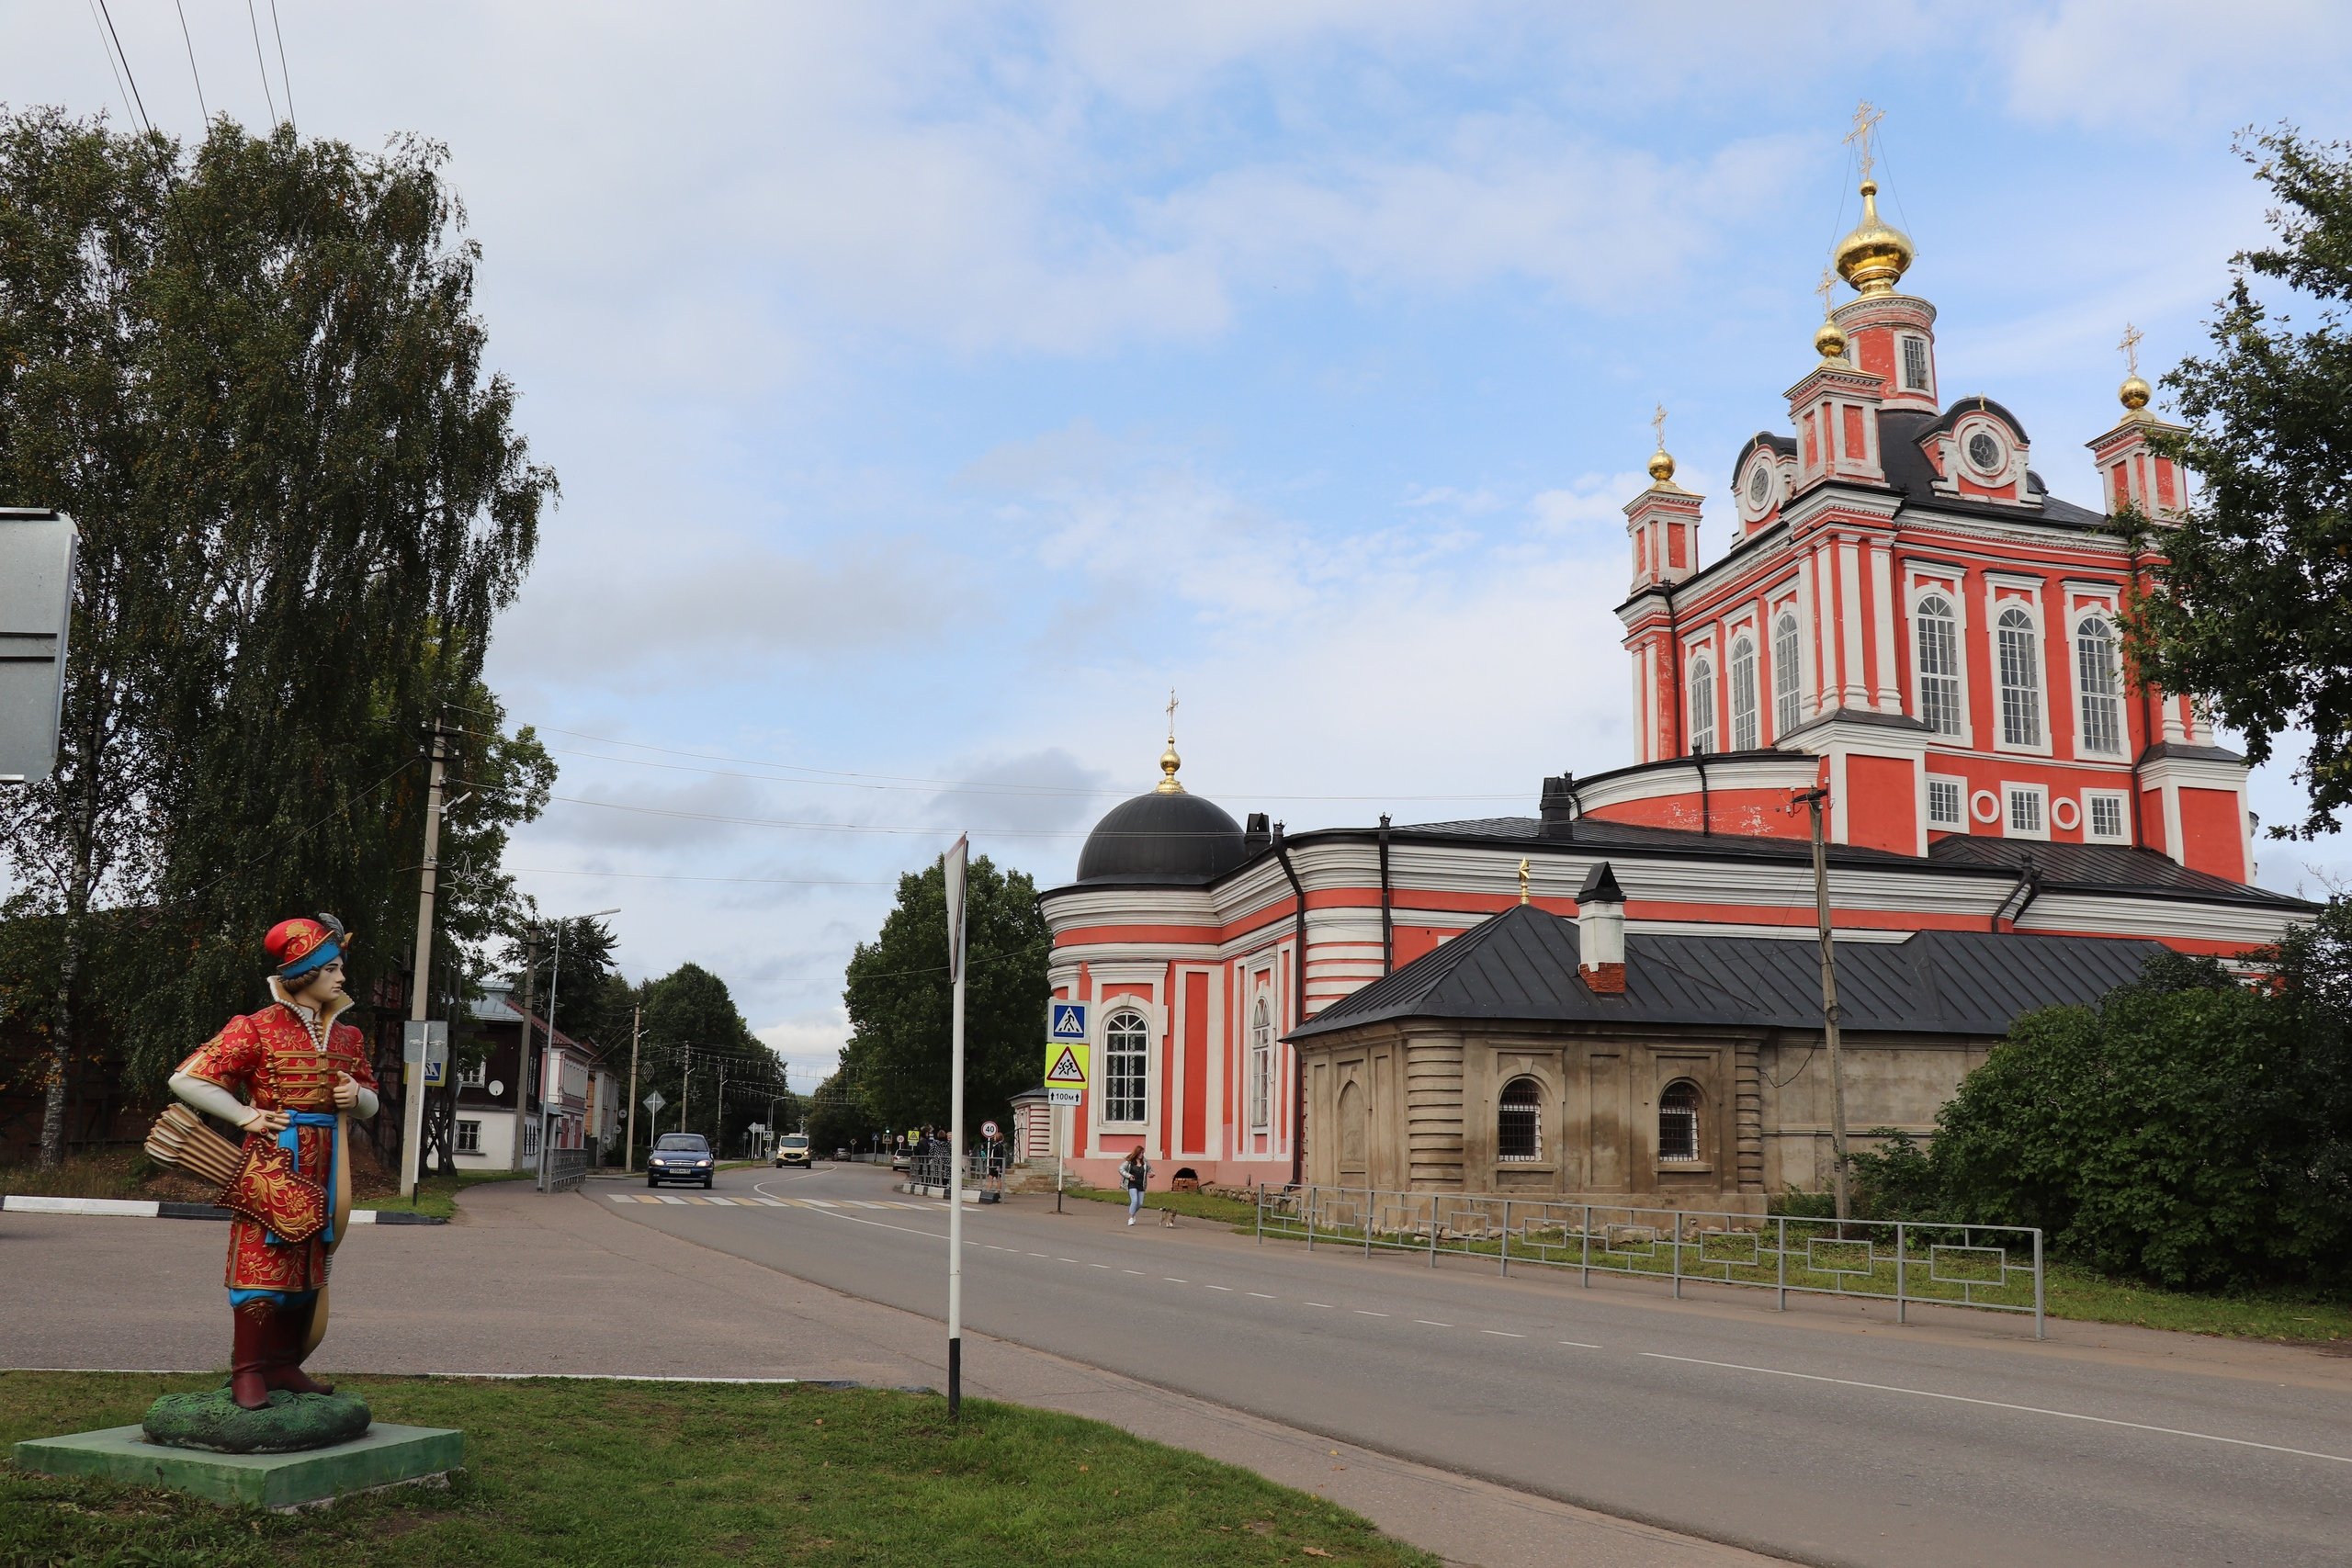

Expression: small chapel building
xmin=1036 ymin=173 xmax=2312 ymax=1204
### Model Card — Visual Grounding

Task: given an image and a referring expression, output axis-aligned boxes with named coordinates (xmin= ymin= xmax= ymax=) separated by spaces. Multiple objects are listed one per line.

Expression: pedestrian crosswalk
xmin=607 ymin=1194 xmax=924 ymax=1210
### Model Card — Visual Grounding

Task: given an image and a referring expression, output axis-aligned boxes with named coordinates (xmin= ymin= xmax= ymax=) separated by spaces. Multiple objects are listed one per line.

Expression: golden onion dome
xmin=1646 ymin=447 xmax=1677 ymax=485
xmin=2120 ymin=374 xmax=2153 ymax=419
xmin=1814 ymin=316 xmax=1849 ymax=363
xmin=1834 ymin=179 xmax=1915 ymax=297
xmin=1155 ymin=740 xmax=1184 ymax=795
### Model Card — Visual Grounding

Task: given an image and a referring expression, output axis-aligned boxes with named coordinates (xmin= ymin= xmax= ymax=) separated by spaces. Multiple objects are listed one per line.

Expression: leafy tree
xmin=633 ymin=963 xmax=780 ymax=1156
xmin=839 ymin=852 xmax=1048 ymax=1141
xmin=0 ymin=110 xmax=555 ymax=1162
xmin=2126 ymin=127 xmax=2352 ymax=836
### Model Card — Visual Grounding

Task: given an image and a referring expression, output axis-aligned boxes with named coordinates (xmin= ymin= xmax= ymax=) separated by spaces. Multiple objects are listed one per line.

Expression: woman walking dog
xmin=1119 ymin=1145 xmax=1175 ymax=1227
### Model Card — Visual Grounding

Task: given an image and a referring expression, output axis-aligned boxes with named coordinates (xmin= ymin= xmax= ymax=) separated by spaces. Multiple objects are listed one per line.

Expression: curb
xmin=2 ymin=1195 xmax=447 ymax=1225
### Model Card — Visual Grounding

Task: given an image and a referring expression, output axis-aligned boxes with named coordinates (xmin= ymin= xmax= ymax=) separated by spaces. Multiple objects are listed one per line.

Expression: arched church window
xmin=1729 ymin=637 xmax=1759 ymax=751
xmin=1772 ymin=612 xmax=1802 ymax=738
xmin=2075 ymin=615 xmax=2124 ymax=756
xmin=1688 ymin=657 xmax=1715 ymax=755
xmin=1498 ymin=1077 xmax=1542 ymax=1162
xmin=1248 ymin=997 xmax=1272 ymax=1132
xmin=1658 ymin=1081 xmax=1702 ymax=1163
xmin=1996 ymin=607 xmax=2043 ymax=747
xmin=1914 ymin=594 xmax=1963 ymax=737
xmin=1103 ymin=1008 xmax=1148 ymax=1124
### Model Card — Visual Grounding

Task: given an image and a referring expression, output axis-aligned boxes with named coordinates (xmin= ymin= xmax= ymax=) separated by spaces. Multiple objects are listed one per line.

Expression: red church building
xmin=1037 ymin=175 xmax=2306 ymax=1200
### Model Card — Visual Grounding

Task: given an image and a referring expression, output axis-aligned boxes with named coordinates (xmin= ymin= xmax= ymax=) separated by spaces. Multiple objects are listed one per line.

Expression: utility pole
xmin=514 ymin=927 xmax=537 ymax=1173
xmin=678 ymin=1043 xmax=691 ymax=1133
xmin=626 ymin=1005 xmax=641 ymax=1172
xmin=400 ymin=722 xmax=447 ymax=1200
xmin=945 ymin=834 xmax=969 ymax=1419
xmin=1793 ymin=786 xmax=1852 ymax=1220
xmin=713 ymin=1055 xmax=729 ymax=1147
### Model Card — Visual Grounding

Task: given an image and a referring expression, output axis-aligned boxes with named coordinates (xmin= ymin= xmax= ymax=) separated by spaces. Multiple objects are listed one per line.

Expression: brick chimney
xmin=1576 ymin=862 xmax=1627 ymax=995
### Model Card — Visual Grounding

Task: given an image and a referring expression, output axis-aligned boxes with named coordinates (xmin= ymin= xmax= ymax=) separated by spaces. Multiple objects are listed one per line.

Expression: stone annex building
xmin=1032 ymin=173 xmax=2311 ymax=1210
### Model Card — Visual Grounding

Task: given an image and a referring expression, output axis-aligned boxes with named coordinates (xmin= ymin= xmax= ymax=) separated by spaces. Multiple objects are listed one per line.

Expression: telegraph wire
xmin=173 ymin=0 xmax=209 ymax=124
xmin=244 ymin=0 xmax=277 ymax=126
xmin=84 ymin=0 xmax=139 ymax=131
xmin=266 ymin=0 xmax=293 ymax=130
xmin=93 ymin=0 xmax=153 ymax=136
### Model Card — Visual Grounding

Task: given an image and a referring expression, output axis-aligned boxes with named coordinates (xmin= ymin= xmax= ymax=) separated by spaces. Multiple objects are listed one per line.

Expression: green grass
xmin=0 ymin=1372 xmax=1437 ymax=1567
xmin=351 ymin=1169 xmax=531 ymax=1221
xmin=2041 ymin=1266 xmax=2352 ymax=1343
xmin=1062 ymin=1183 xmax=1262 ymax=1225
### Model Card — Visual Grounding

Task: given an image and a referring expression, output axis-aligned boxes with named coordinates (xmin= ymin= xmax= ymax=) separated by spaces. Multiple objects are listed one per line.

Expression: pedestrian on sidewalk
xmin=1120 ymin=1145 xmax=1151 ymax=1226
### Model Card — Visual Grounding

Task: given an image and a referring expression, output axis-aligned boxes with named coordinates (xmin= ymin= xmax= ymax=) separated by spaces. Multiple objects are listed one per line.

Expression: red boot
xmin=230 ymin=1300 xmax=275 ymax=1410
xmin=266 ymin=1297 xmax=335 ymax=1396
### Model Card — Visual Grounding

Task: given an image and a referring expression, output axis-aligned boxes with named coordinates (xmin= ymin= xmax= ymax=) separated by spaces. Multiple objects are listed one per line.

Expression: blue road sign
xmin=1047 ymin=1001 xmax=1089 ymax=1043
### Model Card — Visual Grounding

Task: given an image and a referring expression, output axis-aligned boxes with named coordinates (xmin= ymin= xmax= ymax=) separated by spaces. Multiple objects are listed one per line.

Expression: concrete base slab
xmin=14 ymin=1422 xmax=463 ymax=1511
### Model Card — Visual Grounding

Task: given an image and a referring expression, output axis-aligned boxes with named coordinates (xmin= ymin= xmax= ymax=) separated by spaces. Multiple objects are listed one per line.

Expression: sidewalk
xmin=6 ymin=1179 xmax=1778 ymax=1568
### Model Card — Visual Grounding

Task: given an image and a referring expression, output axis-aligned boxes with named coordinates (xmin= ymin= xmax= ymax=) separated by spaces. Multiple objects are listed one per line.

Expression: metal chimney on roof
xmin=1577 ymin=862 xmax=1627 ymax=995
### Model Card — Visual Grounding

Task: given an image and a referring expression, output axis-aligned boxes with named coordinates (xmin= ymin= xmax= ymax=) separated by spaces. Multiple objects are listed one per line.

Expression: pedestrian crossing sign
xmin=1047 ymin=1001 xmax=1089 ymax=1043
xmin=1044 ymin=1040 xmax=1089 ymax=1090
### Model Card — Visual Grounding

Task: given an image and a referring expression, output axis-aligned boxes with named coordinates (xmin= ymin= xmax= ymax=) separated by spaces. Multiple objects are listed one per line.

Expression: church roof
xmin=1288 ymin=901 xmax=2164 ymax=1042
xmin=1070 ymin=788 xmax=1250 ymax=887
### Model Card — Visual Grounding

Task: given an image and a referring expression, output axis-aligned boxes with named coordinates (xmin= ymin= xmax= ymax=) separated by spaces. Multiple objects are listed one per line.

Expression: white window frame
xmin=459 ymin=1056 xmax=488 ymax=1089
xmin=1771 ymin=609 xmax=1803 ymax=739
xmin=1911 ymin=589 xmax=1967 ymax=740
xmin=2004 ymin=783 xmax=2050 ymax=840
xmin=1992 ymin=601 xmax=2052 ymax=755
xmin=2084 ymin=788 xmax=2131 ymax=844
xmin=1247 ymin=994 xmax=1272 ymax=1134
xmin=2073 ymin=612 xmax=2127 ymax=759
xmin=1925 ymin=773 xmax=1966 ymax=831
xmin=1101 ymin=1005 xmax=1151 ymax=1128
xmin=1728 ymin=636 xmax=1759 ymax=751
xmin=1688 ymin=653 xmax=1716 ymax=755
xmin=1899 ymin=333 xmax=1931 ymax=394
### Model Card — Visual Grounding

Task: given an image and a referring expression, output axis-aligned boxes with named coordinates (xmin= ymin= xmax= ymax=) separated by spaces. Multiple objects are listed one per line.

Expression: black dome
xmin=1073 ymin=789 xmax=1249 ymax=886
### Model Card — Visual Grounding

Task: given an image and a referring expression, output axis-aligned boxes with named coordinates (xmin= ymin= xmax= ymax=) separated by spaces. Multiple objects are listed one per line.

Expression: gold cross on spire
xmin=1815 ymin=266 xmax=1838 ymax=318
xmin=1650 ymin=401 xmax=1668 ymax=452
xmin=1843 ymin=100 xmax=1884 ymax=183
xmin=1165 ymin=687 xmax=1179 ymax=743
xmin=2119 ymin=321 xmax=2143 ymax=378
xmin=1156 ymin=689 xmax=1184 ymax=794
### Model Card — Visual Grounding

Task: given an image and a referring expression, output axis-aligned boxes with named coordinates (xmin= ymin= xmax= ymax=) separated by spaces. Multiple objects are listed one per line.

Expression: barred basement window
xmin=1773 ymin=612 xmax=1802 ymax=737
xmin=1730 ymin=637 xmax=1759 ymax=751
xmin=1103 ymin=1008 xmax=1148 ymax=1124
xmin=1498 ymin=1077 xmax=1542 ymax=1162
xmin=1914 ymin=594 xmax=1963 ymax=737
xmin=1927 ymin=777 xmax=1963 ymax=829
xmin=2075 ymin=615 xmax=2124 ymax=756
xmin=1901 ymin=334 xmax=1930 ymax=391
xmin=456 ymin=1120 xmax=481 ymax=1155
xmin=1689 ymin=656 xmax=1716 ymax=755
xmin=1658 ymin=1081 xmax=1702 ymax=1163
xmin=1996 ymin=607 xmax=2043 ymax=747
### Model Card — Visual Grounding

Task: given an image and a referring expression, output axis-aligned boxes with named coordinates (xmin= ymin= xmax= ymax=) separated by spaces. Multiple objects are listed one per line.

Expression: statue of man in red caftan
xmin=168 ymin=915 xmax=379 ymax=1410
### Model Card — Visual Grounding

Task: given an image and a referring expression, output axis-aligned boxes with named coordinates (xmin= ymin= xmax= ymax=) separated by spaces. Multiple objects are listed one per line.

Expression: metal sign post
xmin=944 ymin=835 xmax=969 ymax=1420
xmin=1045 ymin=1002 xmax=1088 ymax=1213
xmin=0 ymin=509 xmax=77 ymax=784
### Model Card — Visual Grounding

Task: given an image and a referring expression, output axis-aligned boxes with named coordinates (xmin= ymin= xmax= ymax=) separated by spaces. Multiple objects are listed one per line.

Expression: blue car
xmin=647 ymin=1132 xmax=715 ymax=1189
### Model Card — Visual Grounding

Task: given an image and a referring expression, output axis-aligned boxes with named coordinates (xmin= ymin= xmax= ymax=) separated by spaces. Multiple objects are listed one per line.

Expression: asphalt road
xmin=603 ymin=1162 xmax=2352 ymax=1568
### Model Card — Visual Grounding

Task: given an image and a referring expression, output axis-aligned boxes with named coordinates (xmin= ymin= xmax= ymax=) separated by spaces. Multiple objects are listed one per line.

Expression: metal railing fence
xmin=1255 ymin=1183 xmax=2043 ymax=1337
xmin=540 ymin=1145 xmax=591 ymax=1194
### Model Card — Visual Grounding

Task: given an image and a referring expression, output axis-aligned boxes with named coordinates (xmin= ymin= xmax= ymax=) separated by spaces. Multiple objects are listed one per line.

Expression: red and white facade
xmin=1038 ymin=185 xmax=2301 ymax=1192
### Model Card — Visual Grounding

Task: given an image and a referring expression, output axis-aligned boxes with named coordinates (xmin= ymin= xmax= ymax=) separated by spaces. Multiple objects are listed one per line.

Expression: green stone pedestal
xmin=13 ymin=1422 xmax=464 ymax=1510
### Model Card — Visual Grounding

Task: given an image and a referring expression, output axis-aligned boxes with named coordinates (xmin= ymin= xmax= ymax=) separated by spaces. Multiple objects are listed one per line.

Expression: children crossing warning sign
xmin=1043 ymin=1039 xmax=1089 ymax=1106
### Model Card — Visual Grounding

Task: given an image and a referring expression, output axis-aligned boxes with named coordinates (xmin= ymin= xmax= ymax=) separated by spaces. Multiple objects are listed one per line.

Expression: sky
xmin=7 ymin=2 xmax=2352 ymax=1090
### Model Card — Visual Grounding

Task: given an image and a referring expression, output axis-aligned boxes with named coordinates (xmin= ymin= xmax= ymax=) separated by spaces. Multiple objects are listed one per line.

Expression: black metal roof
xmin=1070 ymin=789 xmax=1250 ymax=887
xmin=1290 ymin=898 xmax=2165 ymax=1042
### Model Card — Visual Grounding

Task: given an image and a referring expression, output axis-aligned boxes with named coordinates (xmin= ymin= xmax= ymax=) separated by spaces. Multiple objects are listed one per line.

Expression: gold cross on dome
xmin=1844 ymin=100 xmax=1885 ymax=183
xmin=1651 ymin=402 xmax=1668 ymax=452
xmin=2119 ymin=321 xmax=2143 ymax=378
xmin=1165 ymin=688 xmax=1179 ymax=743
xmin=1815 ymin=266 xmax=1838 ymax=317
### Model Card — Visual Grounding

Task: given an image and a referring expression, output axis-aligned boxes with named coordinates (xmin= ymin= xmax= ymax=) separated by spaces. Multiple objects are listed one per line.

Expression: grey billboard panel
xmin=0 ymin=509 xmax=79 ymax=783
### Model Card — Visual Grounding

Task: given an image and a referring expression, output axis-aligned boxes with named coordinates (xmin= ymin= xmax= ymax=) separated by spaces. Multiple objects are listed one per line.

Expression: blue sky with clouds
xmin=9 ymin=3 xmax=2352 ymax=1086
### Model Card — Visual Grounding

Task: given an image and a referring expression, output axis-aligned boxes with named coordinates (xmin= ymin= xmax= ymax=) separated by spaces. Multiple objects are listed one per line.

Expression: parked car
xmin=888 ymin=1145 xmax=910 ymax=1171
xmin=774 ymin=1134 xmax=812 ymax=1168
xmin=647 ymin=1132 xmax=716 ymax=1189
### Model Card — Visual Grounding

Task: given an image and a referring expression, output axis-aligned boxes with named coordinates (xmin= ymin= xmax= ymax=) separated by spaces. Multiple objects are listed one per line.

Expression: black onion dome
xmin=1072 ymin=789 xmax=1249 ymax=886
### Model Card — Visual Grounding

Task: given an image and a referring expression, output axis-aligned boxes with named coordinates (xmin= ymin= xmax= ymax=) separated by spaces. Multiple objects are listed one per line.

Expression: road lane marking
xmin=1559 ymin=1341 xmax=1601 ymax=1349
xmin=1028 ymin=1253 xmax=1049 ymax=1258
xmin=801 ymin=1199 xmax=839 ymax=1207
xmin=1640 ymin=1354 xmax=2352 ymax=1467
xmin=1483 ymin=1330 xmax=1525 ymax=1338
xmin=752 ymin=1198 xmax=789 ymax=1207
xmin=1124 ymin=1269 xmax=1145 ymax=1275
xmin=1354 ymin=1310 xmax=1387 ymax=1317
xmin=1205 ymin=1284 xmax=1233 ymax=1292
xmin=657 ymin=1196 xmax=686 ymax=1205
xmin=1163 ymin=1278 xmax=1187 ymax=1284
xmin=1057 ymin=1258 xmax=1078 ymax=1264
xmin=1247 ymin=1292 xmax=1275 ymax=1299
xmin=1415 ymin=1320 xmax=1453 ymax=1328
xmin=1090 ymin=1263 xmax=1112 ymax=1269
xmin=1306 ymin=1303 xmax=1333 ymax=1308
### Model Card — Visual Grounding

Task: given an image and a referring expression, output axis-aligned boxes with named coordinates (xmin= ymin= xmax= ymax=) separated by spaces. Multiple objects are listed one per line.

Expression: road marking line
xmin=1354 ymin=1310 xmax=1387 ymax=1317
xmin=1090 ymin=1263 xmax=1112 ymax=1269
xmin=1057 ymin=1258 xmax=1078 ymax=1264
xmin=1306 ymin=1302 xmax=1333 ymax=1309
xmin=1163 ymin=1278 xmax=1187 ymax=1284
xmin=1246 ymin=1292 xmax=1275 ymax=1299
xmin=1028 ymin=1253 xmax=1049 ymax=1258
xmin=1639 ymin=1354 xmax=2352 ymax=1467
xmin=657 ymin=1196 xmax=686 ymax=1205
xmin=1482 ymin=1330 xmax=1525 ymax=1338
xmin=1124 ymin=1269 xmax=1146 ymax=1275
xmin=801 ymin=1199 xmax=840 ymax=1207
xmin=752 ymin=1198 xmax=789 ymax=1207
xmin=1414 ymin=1320 xmax=1453 ymax=1327
xmin=1204 ymin=1284 xmax=1233 ymax=1292
xmin=1558 ymin=1341 xmax=1601 ymax=1349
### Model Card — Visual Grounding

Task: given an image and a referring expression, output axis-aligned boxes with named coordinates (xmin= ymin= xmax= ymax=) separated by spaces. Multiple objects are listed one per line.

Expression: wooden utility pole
xmin=625 ymin=1005 xmax=641 ymax=1171
xmin=678 ymin=1043 xmax=690 ymax=1133
xmin=1794 ymin=786 xmax=1851 ymax=1220
xmin=399 ymin=723 xmax=447 ymax=1200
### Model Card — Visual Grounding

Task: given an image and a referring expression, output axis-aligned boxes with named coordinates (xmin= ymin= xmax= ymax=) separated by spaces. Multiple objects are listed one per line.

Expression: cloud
xmin=2006 ymin=0 xmax=2352 ymax=135
xmin=923 ymin=748 xmax=1116 ymax=835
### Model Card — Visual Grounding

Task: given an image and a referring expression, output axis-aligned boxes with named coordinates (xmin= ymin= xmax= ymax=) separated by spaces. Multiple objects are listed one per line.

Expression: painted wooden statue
xmin=161 ymin=915 xmax=379 ymax=1410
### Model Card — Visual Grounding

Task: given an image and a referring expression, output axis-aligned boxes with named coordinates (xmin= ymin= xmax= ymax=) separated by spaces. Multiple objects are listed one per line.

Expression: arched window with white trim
xmin=2075 ymin=615 xmax=2124 ymax=756
xmin=1996 ymin=606 xmax=2043 ymax=747
xmin=1248 ymin=996 xmax=1272 ymax=1133
xmin=1729 ymin=637 xmax=1759 ymax=751
xmin=1688 ymin=656 xmax=1715 ymax=755
xmin=1914 ymin=592 xmax=1962 ymax=737
xmin=1498 ymin=1077 xmax=1542 ymax=1163
xmin=1103 ymin=1007 xmax=1148 ymax=1125
xmin=1658 ymin=1081 xmax=1702 ymax=1163
xmin=1772 ymin=612 xmax=1802 ymax=738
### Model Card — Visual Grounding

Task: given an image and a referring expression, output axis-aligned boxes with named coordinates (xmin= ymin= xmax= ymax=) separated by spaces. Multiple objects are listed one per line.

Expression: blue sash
xmin=266 ymin=1111 xmax=341 ymax=1247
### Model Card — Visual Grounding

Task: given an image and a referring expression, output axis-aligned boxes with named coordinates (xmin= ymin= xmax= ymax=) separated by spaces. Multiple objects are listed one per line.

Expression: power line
xmin=84 ymin=0 xmax=137 ymax=130
xmin=505 ymin=865 xmax=897 ymax=888
xmin=266 ymin=0 xmax=294 ymax=130
xmin=243 ymin=0 xmax=277 ymax=125
xmin=173 ymin=0 xmax=209 ymax=124
xmin=94 ymin=0 xmax=152 ymax=136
